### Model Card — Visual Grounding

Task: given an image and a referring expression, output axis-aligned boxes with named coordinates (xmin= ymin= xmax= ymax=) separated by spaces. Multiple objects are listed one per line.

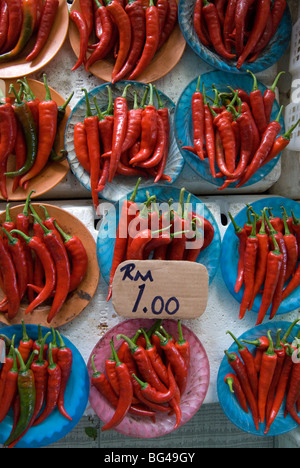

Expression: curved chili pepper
xmin=20 ymin=75 xmax=58 ymax=187
xmin=79 ymin=0 xmax=94 ymax=37
xmin=239 ymin=215 xmax=258 ymax=320
xmin=133 ymin=364 xmax=176 ymax=404
xmin=1 ymin=0 xmax=23 ymax=54
xmin=174 ymin=320 xmax=190 ymax=369
xmin=107 ymin=178 xmax=142 ymax=301
xmin=2 ymin=227 xmax=28 ymax=301
xmin=0 ymin=0 xmax=9 ymax=52
xmin=262 ymin=119 xmax=300 ymax=169
xmin=70 ymin=10 xmax=89 ymax=71
xmin=139 ymin=328 xmax=169 ymax=384
xmin=255 ymin=234 xmax=283 ymax=326
xmin=264 ymin=342 xmax=294 ymax=434
xmin=97 ymin=114 xmax=114 ymax=192
xmin=0 ymin=348 xmax=18 ymax=424
xmin=4 ymin=349 xmax=37 ymax=448
xmin=237 ymin=0 xmax=271 ymax=69
xmin=210 ymin=103 xmax=237 ymax=174
xmin=17 ymin=322 xmax=33 ymax=365
xmin=234 ymin=0 xmax=256 ymax=56
xmin=183 ymin=76 xmax=205 ymax=161
xmin=224 ymin=349 xmax=259 ymax=430
xmin=0 ymin=101 xmax=17 ymax=199
xmin=0 ymin=0 xmax=36 ymax=63
xmin=0 ymin=234 xmax=20 ymax=319
xmin=128 ymin=0 xmax=159 ymax=80
xmin=33 ymin=343 xmax=62 ymax=426
xmin=157 ymin=0 xmax=177 ymax=49
xmin=282 ymin=209 xmax=298 ymax=282
xmin=247 ymin=70 xmax=268 ymax=137
xmin=138 ymin=114 xmax=166 ymax=169
xmin=225 ymin=373 xmax=249 ymax=413
xmin=29 ymin=334 xmax=49 ymax=424
xmin=56 ymin=331 xmax=73 ymax=421
xmin=228 ymin=212 xmax=247 ymax=294
xmin=223 ymin=0 xmax=238 ymax=52
xmin=32 ymin=215 xmax=70 ymax=324
xmin=241 ymin=334 xmax=269 ymax=373
xmin=157 ymin=0 xmax=168 ymax=40
xmin=85 ymin=0 xmax=114 ymax=70
xmin=202 ymin=84 xmax=216 ymax=176
xmin=267 ymin=207 xmax=284 ymax=233
xmin=109 ymin=84 xmax=131 ymax=182
xmin=265 ymin=329 xmax=286 ymax=423
xmin=74 ymin=122 xmax=91 ymax=173
xmin=247 ymin=211 xmax=269 ymax=311
xmin=12 ymin=119 xmax=27 ymax=193
xmin=101 ymin=340 xmax=133 ymax=431
xmin=264 ymin=70 xmax=285 ymax=123
xmin=112 ymin=0 xmax=146 ymax=83
xmin=193 ymin=0 xmax=210 ymax=46
xmin=202 ymin=0 xmax=235 ymax=60
xmin=26 ymin=0 xmax=59 ymax=62
xmin=106 ymin=0 xmax=132 ymax=80
xmin=152 ymin=85 xmax=170 ymax=183
xmin=121 ymin=91 xmax=143 ymax=153
xmin=11 ymin=229 xmax=56 ymax=314
xmin=257 ymin=330 xmax=278 ymax=424
xmin=248 ymin=9 xmax=273 ymax=63
xmin=236 ymin=106 xmax=283 ymax=188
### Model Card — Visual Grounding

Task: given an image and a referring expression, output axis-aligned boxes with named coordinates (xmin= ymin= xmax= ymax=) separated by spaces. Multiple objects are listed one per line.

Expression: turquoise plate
xmin=0 ymin=325 xmax=89 ymax=448
xmin=220 ymin=197 xmax=300 ymax=320
xmin=64 ymin=81 xmax=184 ymax=203
xmin=97 ymin=185 xmax=221 ymax=287
xmin=178 ymin=0 xmax=292 ymax=74
xmin=175 ymin=71 xmax=286 ymax=189
xmin=217 ymin=321 xmax=300 ymax=437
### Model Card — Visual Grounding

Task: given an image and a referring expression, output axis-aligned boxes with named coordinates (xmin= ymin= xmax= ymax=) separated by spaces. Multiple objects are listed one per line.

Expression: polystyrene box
xmin=284 ymin=101 xmax=300 ymax=151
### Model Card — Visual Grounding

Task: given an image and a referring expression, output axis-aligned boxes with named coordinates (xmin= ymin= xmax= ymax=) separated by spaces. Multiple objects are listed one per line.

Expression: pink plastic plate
xmin=87 ymin=319 xmax=210 ymax=438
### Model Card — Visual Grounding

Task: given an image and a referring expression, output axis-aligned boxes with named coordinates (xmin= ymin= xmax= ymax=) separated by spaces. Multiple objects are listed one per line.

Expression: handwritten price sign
xmin=112 ymin=260 xmax=209 ymax=320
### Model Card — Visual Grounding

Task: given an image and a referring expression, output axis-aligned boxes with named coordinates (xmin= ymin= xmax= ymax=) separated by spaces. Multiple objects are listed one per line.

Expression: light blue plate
xmin=97 ymin=185 xmax=221 ymax=286
xmin=0 ymin=325 xmax=90 ymax=448
xmin=178 ymin=0 xmax=292 ymax=74
xmin=64 ymin=81 xmax=184 ymax=203
xmin=175 ymin=71 xmax=286 ymax=189
xmin=217 ymin=321 xmax=300 ymax=437
xmin=221 ymin=197 xmax=300 ymax=320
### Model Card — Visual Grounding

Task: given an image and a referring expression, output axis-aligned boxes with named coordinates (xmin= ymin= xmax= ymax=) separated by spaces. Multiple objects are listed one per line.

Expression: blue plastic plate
xmin=175 ymin=71 xmax=286 ymax=189
xmin=221 ymin=197 xmax=300 ymax=320
xmin=178 ymin=0 xmax=292 ymax=74
xmin=97 ymin=185 xmax=221 ymax=287
xmin=217 ymin=321 xmax=300 ymax=437
xmin=64 ymin=81 xmax=184 ymax=203
xmin=0 ymin=325 xmax=90 ymax=448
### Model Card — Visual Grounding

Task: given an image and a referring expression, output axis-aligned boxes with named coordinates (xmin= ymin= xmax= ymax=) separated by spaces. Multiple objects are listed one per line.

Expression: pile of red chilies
xmin=193 ymin=0 xmax=287 ymax=69
xmin=0 ymin=193 xmax=88 ymax=323
xmin=0 ymin=323 xmax=73 ymax=448
xmin=107 ymin=184 xmax=215 ymax=301
xmin=74 ymin=84 xmax=171 ymax=212
xmin=0 ymin=0 xmax=59 ymax=64
xmin=184 ymin=71 xmax=300 ymax=190
xmin=91 ymin=319 xmax=190 ymax=431
xmin=230 ymin=203 xmax=300 ymax=325
xmin=70 ymin=0 xmax=178 ymax=82
xmin=225 ymin=321 xmax=300 ymax=434
xmin=0 ymin=74 xmax=72 ymax=200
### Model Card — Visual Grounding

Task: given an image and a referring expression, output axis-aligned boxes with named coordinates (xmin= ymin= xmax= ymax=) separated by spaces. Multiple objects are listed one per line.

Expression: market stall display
xmin=88 ymin=318 xmax=210 ymax=437
xmin=0 ymin=0 xmax=69 ymax=80
xmin=65 ymin=81 xmax=184 ymax=204
xmin=217 ymin=321 xmax=300 ymax=437
xmin=178 ymin=0 xmax=292 ymax=74
xmin=220 ymin=197 xmax=300 ymax=323
xmin=0 ymin=323 xmax=89 ymax=448
xmin=69 ymin=0 xmax=186 ymax=83
xmin=0 ymin=200 xmax=99 ymax=328
xmin=175 ymin=70 xmax=287 ymax=190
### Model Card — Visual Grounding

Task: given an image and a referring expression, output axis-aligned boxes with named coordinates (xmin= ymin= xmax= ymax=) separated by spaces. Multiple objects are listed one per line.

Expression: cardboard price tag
xmin=112 ymin=260 xmax=209 ymax=320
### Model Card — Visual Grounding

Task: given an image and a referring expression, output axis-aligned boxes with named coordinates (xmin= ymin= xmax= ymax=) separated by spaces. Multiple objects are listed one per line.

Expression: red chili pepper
xmin=291 ymin=210 xmax=300 ymax=251
xmin=132 ymin=363 xmax=176 ymax=404
xmin=1 ymin=0 xmax=23 ymax=54
xmin=85 ymin=0 xmax=114 ymax=70
xmin=56 ymin=331 xmax=73 ymax=421
xmin=30 ymin=333 xmax=50 ymax=421
xmin=223 ymin=0 xmax=238 ymax=52
xmin=248 ymin=70 xmax=268 ymax=137
xmin=128 ymin=0 xmax=159 ymax=80
xmin=257 ymin=330 xmax=278 ymax=424
xmin=157 ymin=0 xmax=177 ymax=49
xmin=224 ymin=349 xmax=259 ymax=430
xmin=112 ymin=0 xmax=146 ymax=83
xmin=261 ymin=119 xmax=300 ymax=169
xmin=79 ymin=0 xmax=94 ymax=37
xmin=97 ymin=113 xmax=114 ymax=192
xmin=106 ymin=0 xmax=132 ymax=80
xmin=0 ymin=234 xmax=20 ymax=320
xmin=70 ymin=10 xmax=89 ymax=71
xmin=193 ymin=0 xmax=210 ymax=46
xmin=209 ymin=103 xmax=237 ymax=174
xmin=237 ymin=106 xmax=283 ymax=188
xmin=101 ymin=341 xmax=133 ymax=431
xmin=225 ymin=373 xmax=249 ymax=413
xmin=239 ymin=215 xmax=258 ymax=320
xmin=264 ymin=342 xmax=294 ymax=434
xmin=0 ymin=102 xmax=17 ymax=199
xmin=12 ymin=120 xmax=27 ymax=193
xmin=0 ymin=0 xmax=9 ymax=52
xmin=74 ymin=122 xmax=91 ymax=173
xmin=202 ymin=0 xmax=235 ymax=60
xmin=234 ymin=0 xmax=256 ymax=56
xmin=228 ymin=212 xmax=248 ymax=294
xmin=262 ymin=71 xmax=285 ymax=123
xmin=33 ymin=343 xmax=62 ymax=426
xmin=109 ymin=84 xmax=131 ymax=182
xmin=26 ymin=0 xmax=59 ymax=62
xmin=183 ymin=76 xmax=205 ymax=161
xmin=0 ymin=347 xmax=18 ymax=424
xmin=17 ymin=322 xmax=33 ymax=365
xmin=282 ymin=209 xmax=298 ymax=282
xmin=138 ymin=113 xmax=166 ymax=169
xmin=107 ymin=178 xmax=142 ymax=301
xmin=20 ymin=74 xmax=58 ymax=187
xmin=0 ymin=338 xmax=15 ymax=402
xmin=11 ymin=230 xmax=56 ymax=314
xmin=2 ymin=227 xmax=28 ymax=302
xmin=248 ymin=10 xmax=273 ymax=63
